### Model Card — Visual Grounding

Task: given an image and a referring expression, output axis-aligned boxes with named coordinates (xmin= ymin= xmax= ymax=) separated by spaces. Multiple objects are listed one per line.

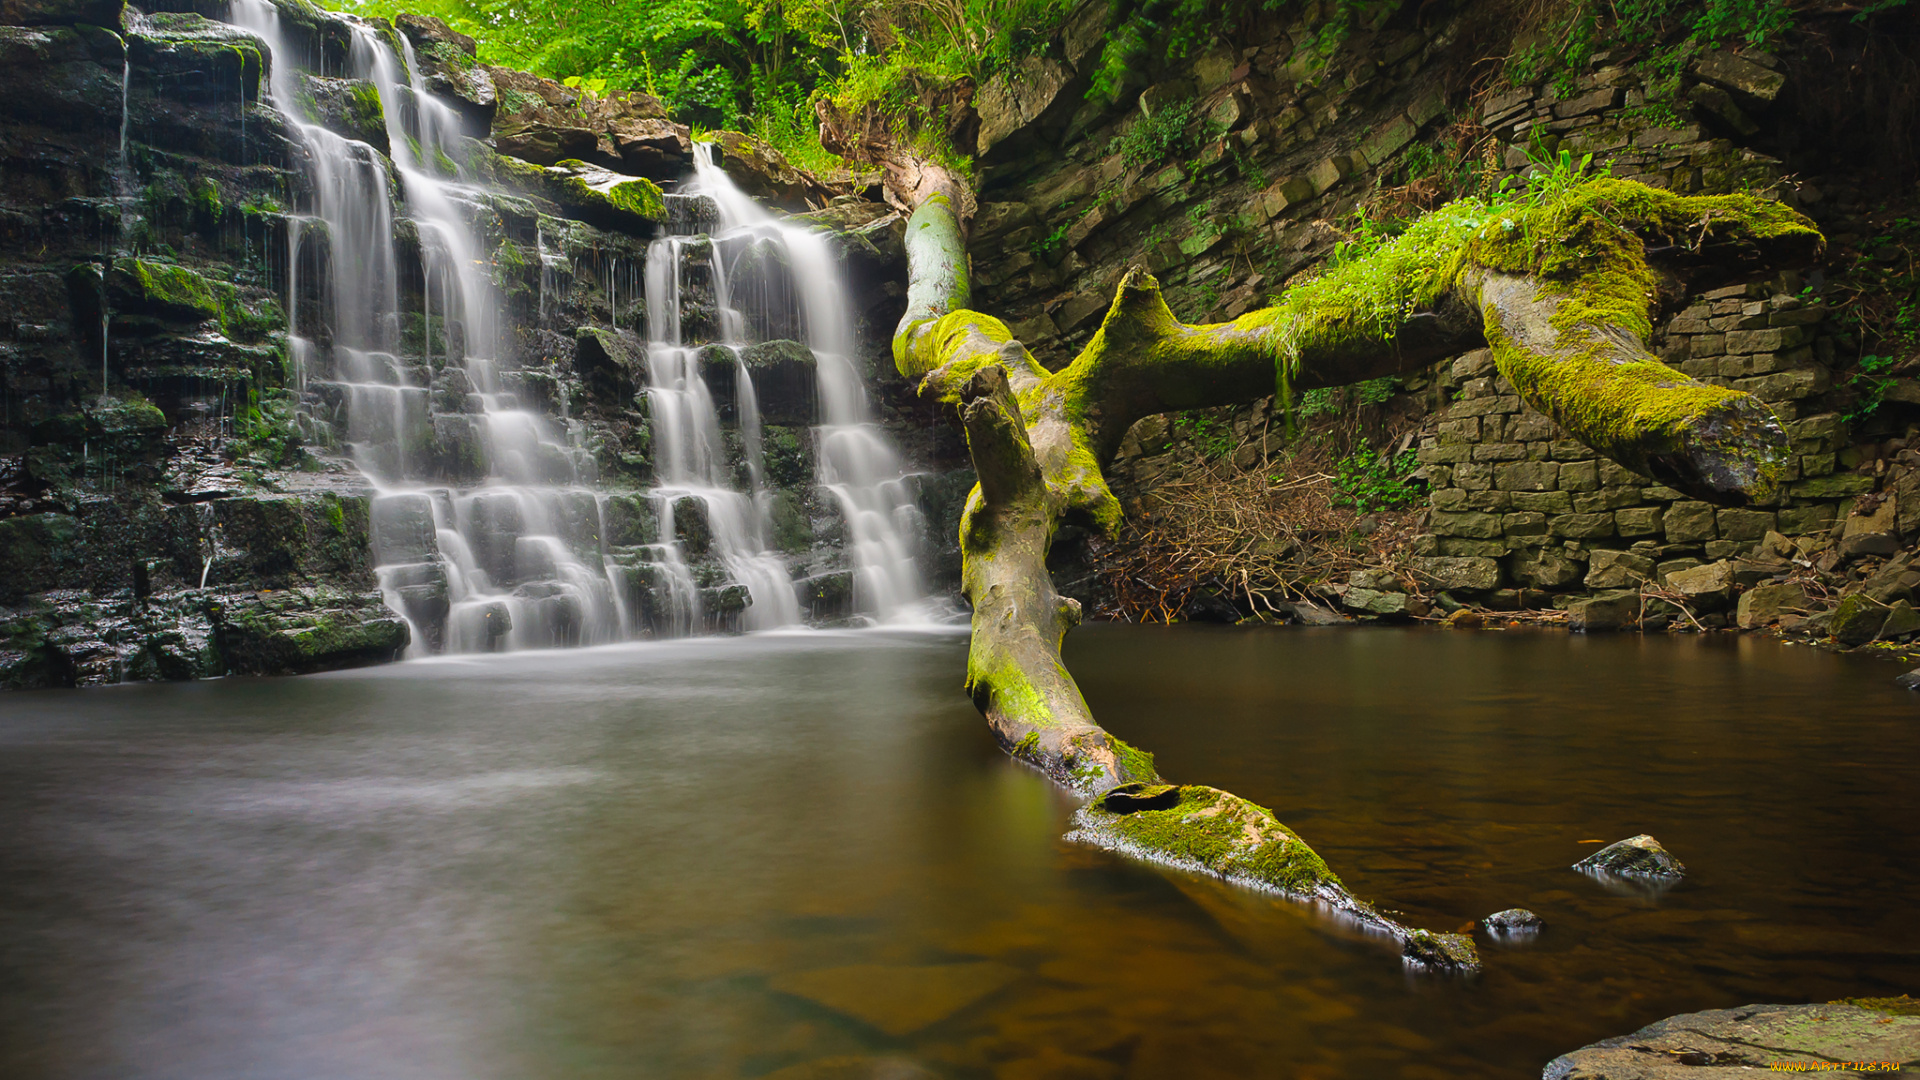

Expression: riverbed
xmin=0 ymin=626 xmax=1914 ymax=1079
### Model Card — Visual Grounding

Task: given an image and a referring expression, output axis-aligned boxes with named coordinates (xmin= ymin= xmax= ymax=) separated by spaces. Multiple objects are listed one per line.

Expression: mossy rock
xmin=1073 ymin=783 xmax=1341 ymax=896
xmin=471 ymin=148 xmax=663 ymax=231
xmin=104 ymin=257 xmax=221 ymax=322
xmin=1829 ymin=593 xmax=1889 ymax=647
xmin=216 ymin=587 xmax=409 ymax=674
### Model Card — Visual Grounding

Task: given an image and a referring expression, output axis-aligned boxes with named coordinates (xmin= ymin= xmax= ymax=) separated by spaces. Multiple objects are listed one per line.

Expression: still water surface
xmin=0 ymin=626 xmax=1914 ymax=1079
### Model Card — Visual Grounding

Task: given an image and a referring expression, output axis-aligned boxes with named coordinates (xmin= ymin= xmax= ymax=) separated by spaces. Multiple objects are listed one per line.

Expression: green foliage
xmin=1825 ymin=211 xmax=1920 ymax=362
xmin=1501 ymin=0 xmax=1834 ymax=99
xmin=1108 ymin=98 xmax=1206 ymax=171
xmin=1291 ymin=378 xmax=1395 ymax=422
xmin=1173 ymin=409 xmax=1234 ymax=459
xmin=1843 ymin=355 xmax=1900 ymax=424
xmin=1089 ymin=0 xmax=1402 ymax=102
xmin=1331 ymin=445 xmax=1421 ymax=511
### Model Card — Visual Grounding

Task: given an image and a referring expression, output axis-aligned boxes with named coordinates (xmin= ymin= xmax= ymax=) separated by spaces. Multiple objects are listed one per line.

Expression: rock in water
xmin=1482 ymin=908 xmax=1543 ymax=935
xmin=1573 ymin=834 xmax=1685 ymax=879
xmin=1896 ymin=668 xmax=1920 ymax=691
xmin=1543 ymin=1002 xmax=1920 ymax=1078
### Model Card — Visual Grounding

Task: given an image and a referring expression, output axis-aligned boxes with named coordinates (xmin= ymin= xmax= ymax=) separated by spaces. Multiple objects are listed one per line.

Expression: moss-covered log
xmin=889 ymin=168 xmax=1821 ymax=974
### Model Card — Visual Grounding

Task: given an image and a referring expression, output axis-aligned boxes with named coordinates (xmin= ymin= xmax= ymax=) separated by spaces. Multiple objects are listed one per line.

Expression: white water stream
xmin=223 ymin=0 xmax=927 ymax=651
xmin=684 ymin=146 xmax=930 ymax=621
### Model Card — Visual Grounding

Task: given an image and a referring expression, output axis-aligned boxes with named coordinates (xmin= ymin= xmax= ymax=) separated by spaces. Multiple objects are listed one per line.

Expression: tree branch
xmin=887 ymin=162 xmax=1822 ymax=974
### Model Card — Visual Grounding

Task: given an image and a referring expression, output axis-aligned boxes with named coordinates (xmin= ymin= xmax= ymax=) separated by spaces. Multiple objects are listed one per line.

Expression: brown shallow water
xmin=0 ymin=625 xmax=1914 ymax=1079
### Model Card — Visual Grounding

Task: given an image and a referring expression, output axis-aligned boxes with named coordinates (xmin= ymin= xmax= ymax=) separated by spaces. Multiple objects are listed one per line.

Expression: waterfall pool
xmin=0 ymin=627 xmax=1914 ymax=1078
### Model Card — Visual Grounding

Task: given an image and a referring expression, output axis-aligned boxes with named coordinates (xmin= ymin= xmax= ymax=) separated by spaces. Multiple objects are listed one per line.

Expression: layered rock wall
xmin=962 ymin=0 xmax=1918 ymax=634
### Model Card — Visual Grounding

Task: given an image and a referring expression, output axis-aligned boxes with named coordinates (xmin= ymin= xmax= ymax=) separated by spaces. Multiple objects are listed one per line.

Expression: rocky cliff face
xmin=962 ymin=0 xmax=1920 ymax=640
xmin=0 ymin=0 xmax=961 ymax=689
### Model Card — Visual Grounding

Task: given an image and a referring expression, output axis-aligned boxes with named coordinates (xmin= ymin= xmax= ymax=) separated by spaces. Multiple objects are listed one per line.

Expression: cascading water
xmin=218 ymin=0 xmax=930 ymax=652
xmin=683 ymin=146 xmax=930 ymax=622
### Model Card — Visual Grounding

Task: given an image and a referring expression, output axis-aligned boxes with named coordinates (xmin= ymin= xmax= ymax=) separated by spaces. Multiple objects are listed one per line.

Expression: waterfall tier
xmin=218 ymin=0 xmax=932 ymax=653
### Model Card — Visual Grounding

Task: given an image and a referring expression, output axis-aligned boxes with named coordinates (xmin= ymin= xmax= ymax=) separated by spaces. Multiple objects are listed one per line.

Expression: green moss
xmin=111 ymin=257 xmax=220 ymax=321
xmin=1261 ymin=198 xmax=1497 ymax=390
xmin=189 ymin=176 xmax=223 ymax=222
xmin=1461 ymin=178 xmax=1818 ymax=342
xmin=1092 ymin=784 xmax=1341 ymax=895
xmin=1459 ymin=179 xmax=1816 ymax=487
xmin=1108 ymin=736 xmax=1159 ymax=785
xmin=602 ymin=177 xmax=664 ymax=219
xmin=1834 ymin=995 xmax=1920 ymax=1016
xmin=346 ymin=80 xmax=385 ymax=134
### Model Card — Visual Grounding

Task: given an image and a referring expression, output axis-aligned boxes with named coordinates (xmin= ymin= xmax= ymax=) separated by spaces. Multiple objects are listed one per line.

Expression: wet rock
xmin=493 ymin=121 xmax=597 ymax=166
xmin=1348 ymin=569 xmax=1401 ymax=592
xmin=1401 ymin=929 xmax=1479 ymax=971
xmin=1444 ymin=608 xmax=1483 ymax=629
xmin=1509 ymin=545 xmax=1583 ymax=589
xmin=126 ymin=13 xmax=266 ymax=106
xmin=1882 ymin=599 xmax=1920 ymax=640
xmin=394 ymin=13 xmax=496 ymax=134
xmin=1736 ymin=581 xmax=1810 ymax=629
xmin=0 ymin=25 xmax=125 ymax=131
xmin=799 ymin=570 xmax=853 ymax=620
xmin=1574 ymin=834 xmax=1685 ymax=880
xmin=768 ymin=962 xmax=1019 ymax=1036
xmin=1896 ymin=669 xmax=1920 ymax=691
xmin=302 ymin=75 xmax=389 ymax=154
xmin=1692 ymin=49 xmax=1787 ymax=103
xmin=1482 ymin=907 xmax=1543 ymax=935
xmin=1840 ymin=531 xmax=1900 ymax=559
xmin=370 ymin=492 xmax=439 ymax=565
xmin=107 ymin=257 xmax=223 ymax=323
xmin=1274 ymin=599 xmax=1344 ymax=625
xmin=1412 ymin=555 xmax=1500 ymax=592
xmin=1584 ymin=549 xmax=1654 ymax=590
xmin=1342 ymin=587 xmax=1409 ymax=617
xmin=1664 ymin=559 xmax=1734 ymax=609
xmin=718 ymin=339 xmax=815 ymax=426
xmin=0 ymin=0 xmax=123 ymax=24
xmin=476 ymin=154 xmax=665 ymax=230
xmin=573 ymin=328 xmax=641 ymax=409
xmin=1544 ymin=1002 xmax=1920 ymax=1079
xmin=1829 ymin=593 xmax=1889 ymax=647
xmin=975 ymin=55 xmax=1075 ymax=161
xmin=1568 ymin=589 xmax=1640 ymax=632
xmin=612 ymin=118 xmax=692 ymax=181
xmin=708 ymin=130 xmax=829 ymax=210
xmin=215 ymin=586 xmax=409 ymax=675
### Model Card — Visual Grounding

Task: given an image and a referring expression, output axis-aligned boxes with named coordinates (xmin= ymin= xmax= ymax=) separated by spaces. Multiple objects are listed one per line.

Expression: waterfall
xmin=213 ymin=0 xmax=927 ymax=652
xmin=684 ymin=146 xmax=929 ymax=622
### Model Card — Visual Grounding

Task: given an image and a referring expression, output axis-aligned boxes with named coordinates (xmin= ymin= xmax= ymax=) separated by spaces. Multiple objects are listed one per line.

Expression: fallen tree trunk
xmin=879 ymin=165 xmax=1821 ymax=972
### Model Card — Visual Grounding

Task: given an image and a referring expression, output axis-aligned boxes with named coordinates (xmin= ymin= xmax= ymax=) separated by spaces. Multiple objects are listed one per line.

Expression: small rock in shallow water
xmin=1400 ymin=929 xmax=1478 ymax=970
xmin=1482 ymin=908 xmax=1543 ymax=935
xmin=1896 ymin=668 xmax=1920 ymax=691
xmin=1444 ymin=608 xmax=1483 ymax=629
xmin=1573 ymin=834 xmax=1685 ymax=880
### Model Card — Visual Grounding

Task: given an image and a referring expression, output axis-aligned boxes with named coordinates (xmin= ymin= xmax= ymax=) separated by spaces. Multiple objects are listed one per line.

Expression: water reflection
xmin=0 ymin=626 xmax=1913 ymax=1079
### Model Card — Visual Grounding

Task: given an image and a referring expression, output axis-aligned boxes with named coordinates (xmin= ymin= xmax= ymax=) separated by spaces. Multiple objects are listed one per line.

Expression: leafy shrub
xmin=1332 ymin=446 xmax=1422 ymax=512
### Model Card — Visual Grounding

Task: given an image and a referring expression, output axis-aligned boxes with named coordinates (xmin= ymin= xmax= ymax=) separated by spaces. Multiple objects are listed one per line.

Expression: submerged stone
xmin=1482 ymin=907 xmax=1543 ymax=935
xmin=768 ymin=962 xmax=1019 ymax=1036
xmin=1574 ymin=834 xmax=1685 ymax=880
xmin=1401 ymin=929 xmax=1479 ymax=971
